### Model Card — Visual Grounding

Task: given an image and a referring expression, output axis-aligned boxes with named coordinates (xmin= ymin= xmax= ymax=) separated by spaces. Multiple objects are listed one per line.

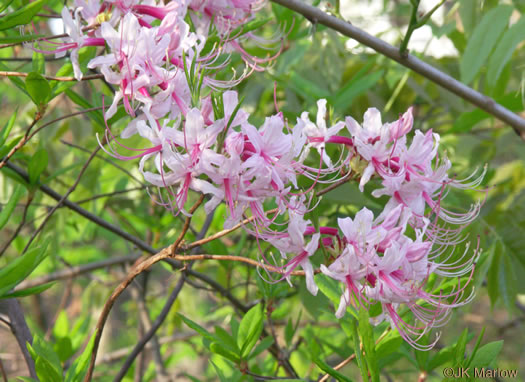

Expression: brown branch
xmin=0 ymin=71 xmax=104 ymax=82
xmin=170 ymin=194 xmax=205 ymax=254
xmin=4 ymin=161 xmax=157 ymax=253
xmin=271 ymin=0 xmax=525 ymax=138
xmin=185 ymin=208 xmax=279 ymax=251
xmin=316 ymin=174 xmax=352 ymax=197
xmin=173 ymin=254 xmax=310 ymax=276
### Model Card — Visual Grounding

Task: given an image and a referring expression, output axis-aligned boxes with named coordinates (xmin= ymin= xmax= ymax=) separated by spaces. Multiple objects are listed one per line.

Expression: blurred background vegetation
xmin=1 ymin=0 xmax=525 ymax=380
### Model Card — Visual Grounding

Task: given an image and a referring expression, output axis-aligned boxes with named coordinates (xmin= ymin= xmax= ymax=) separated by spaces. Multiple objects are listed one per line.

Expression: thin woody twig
xmin=271 ymin=0 xmax=525 ymax=138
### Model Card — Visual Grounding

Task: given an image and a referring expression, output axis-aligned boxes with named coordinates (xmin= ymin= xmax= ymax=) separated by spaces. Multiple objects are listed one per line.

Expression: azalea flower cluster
xmin=262 ymin=106 xmax=483 ymax=349
xmin=40 ymin=0 xmax=484 ymax=349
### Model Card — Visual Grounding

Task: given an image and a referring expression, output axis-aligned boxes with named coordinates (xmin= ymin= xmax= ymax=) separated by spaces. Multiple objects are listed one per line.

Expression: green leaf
xmin=315 ymin=273 xmax=344 ymax=311
xmin=469 ymin=340 xmax=503 ymax=367
xmin=0 ymin=184 xmax=25 ymax=230
xmin=0 ymin=61 xmax=29 ymax=98
xmin=466 ymin=327 xmax=486 ymax=367
xmin=64 ymin=89 xmax=104 ymax=128
xmin=451 ymin=92 xmax=524 ymax=133
xmin=209 ymin=342 xmax=240 ymax=363
xmin=179 ymin=314 xmax=217 ymax=342
xmin=32 ymin=50 xmax=45 ymax=75
xmin=375 ymin=332 xmax=402 ymax=360
xmin=27 ymin=335 xmax=63 ymax=382
xmin=34 ymin=357 xmax=63 ymax=382
xmin=237 ymin=304 xmax=264 ymax=358
xmin=51 ymin=47 xmax=96 ymax=97
xmin=0 ymin=34 xmax=44 ymax=44
xmin=248 ymin=336 xmax=274 ymax=359
xmin=454 ymin=328 xmax=469 ymax=366
xmin=1 ymin=282 xmax=55 ymax=299
xmin=28 ymin=149 xmax=48 ymax=185
xmin=348 ymin=317 xmax=368 ymax=382
xmin=487 ymin=248 xmax=501 ymax=307
xmin=312 ymin=356 xmax=353 ymax=382
xmin=0 ymin=0 xmax=45 ymax=31
xmin=458 ymin=0 xmax=477 ymax=37
xmin=487 ymin=15 xmax=525 ymax=88
xmin=0 ymin=108 xmax=17 ymax=147
xmin=214 ymin=326 xmax=240 ymax=354
xmin=428 ymin=344 xmax=455 ymax=370
xmin=0 ymin=239 xmax=50 ymax=297
xmin=358 ymin=308 xmax=379 ymax=382
xmin=284 ymin=318 xmax=294 ymax=347
xmin=460 ymin=5 xmax=513 ymax=85
xmin=0 ymin=0 xmax=15 ymax=13
xmin=54 ymin=311 xmax=70 ymax=340
xmin=210 ymin=361 xmax=229 ymax=382
xmin=25 ymin=72 xmax=51 ymax=107
xmin=64 ymin=331 xmax=97 ymax=382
